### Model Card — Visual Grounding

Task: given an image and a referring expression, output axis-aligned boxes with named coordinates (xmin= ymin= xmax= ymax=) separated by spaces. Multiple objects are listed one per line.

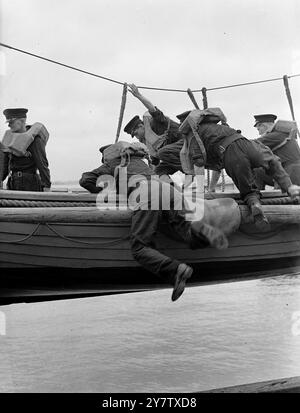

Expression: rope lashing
xmin=44 ymin=223 xmax=130 ymax=246
xmin=1 ymin=42 xmax=299 ymax=93
xmin=0 ymin=199 xmax=96 ymax=207
xmin=201 ymin=87 xmax=208 ymax=109
xmin=0 ymin=221 xmax=129 ymax=245
xmin=283 ymin=75 xmax=300 ymax=139
xmin=0 ymin=223 xmax=41 ymax=243
xmin=237 ymin=196 xmax=300 ymax=205
xmin=221 ymin=171 xmax=226 ymax=192
xmin=200 ymin=87 xmax=210 ymax=191
xmin=187 ymin=88 xmax=200 ymax=109
xmin=115 ymin=83 xmax=128 ymax=143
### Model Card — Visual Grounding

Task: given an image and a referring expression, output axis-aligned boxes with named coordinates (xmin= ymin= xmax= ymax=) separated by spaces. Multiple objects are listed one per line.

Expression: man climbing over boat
xmin=0 ymin=108 xmax=51 ymax=192
xmin=253 ymin=113 xmax=300 ymax=187
xmin=124 ymin=84 xmax=185 ymax=180
xmin=79 ymin=141 xmax=240 ymax=302
xmin=179 ymin=108 xmax=300 ymax=230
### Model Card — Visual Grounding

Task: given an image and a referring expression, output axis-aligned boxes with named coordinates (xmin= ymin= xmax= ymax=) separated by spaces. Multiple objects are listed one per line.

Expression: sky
xmin=0 ymin=0 xmax=300 ymax=182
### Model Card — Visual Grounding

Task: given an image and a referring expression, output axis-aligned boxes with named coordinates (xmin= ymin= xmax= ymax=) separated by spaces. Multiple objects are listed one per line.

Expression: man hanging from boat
xmin=79 ymin=141 xmax=240 ymax=302
xmin=179 ymin=108 xmax=300 ymax=230
xmin=253 ymin=113 xmax=300 ymax=188
xmin=124 ymin=84 xmax=185 ymax=180
xmin=0 ymin=108 xmax=51 ymax=192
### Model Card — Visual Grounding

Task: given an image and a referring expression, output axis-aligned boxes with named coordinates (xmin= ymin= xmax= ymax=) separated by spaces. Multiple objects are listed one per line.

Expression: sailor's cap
xmin=124 ymin=115 xmax=143 ymax=137
xmin=3 ymin=108 xmax=28 ymax=123
xmin=254 ymin=114 xmax=277 ymax=127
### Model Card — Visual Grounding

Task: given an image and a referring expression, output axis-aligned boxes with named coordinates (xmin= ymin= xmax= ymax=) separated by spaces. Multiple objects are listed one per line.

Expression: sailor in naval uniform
xmin=124 ymin=84 xmax=185 ymax=178
xmin=0 ymin=108 xmax=51 ymax=191
xmin=253 ymin=113 xmax=300 ymax=187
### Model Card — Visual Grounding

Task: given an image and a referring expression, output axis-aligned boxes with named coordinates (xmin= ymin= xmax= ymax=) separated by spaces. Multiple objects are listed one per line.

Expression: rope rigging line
xmin=0 ymin=220 xmax=129 ymax=245
xmin=1 ymin=42 xmax=299 ymax=93
xmin=0 ymin=223 xmax=41 ymax=243
xmin=44 ymin=223 xmax=130 ymax=246
xmin=115 ymin=83 xmax=128 ymax=143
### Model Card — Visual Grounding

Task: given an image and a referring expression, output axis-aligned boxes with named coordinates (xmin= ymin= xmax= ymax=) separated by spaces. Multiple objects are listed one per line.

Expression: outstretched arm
xmin=128 ymin=84 xmax=156 ymax=112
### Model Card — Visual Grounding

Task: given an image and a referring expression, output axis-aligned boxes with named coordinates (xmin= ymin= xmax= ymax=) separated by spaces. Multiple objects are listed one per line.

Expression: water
xmin=1 ymin=274 xmax=300 ymax=393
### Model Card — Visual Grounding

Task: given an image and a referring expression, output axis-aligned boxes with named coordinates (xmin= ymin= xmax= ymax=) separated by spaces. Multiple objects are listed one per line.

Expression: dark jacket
xmin=196 ymin=122 xmax=243 ymax=170
xmin=149 ymin=107 xmax=183 ymax=145
xmin=257 ymin=130 xmax=300 ymax=167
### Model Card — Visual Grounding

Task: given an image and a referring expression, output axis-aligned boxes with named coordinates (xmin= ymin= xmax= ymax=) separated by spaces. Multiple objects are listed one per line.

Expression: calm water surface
xmin=1 ymin=274 xmax=300 ymax=392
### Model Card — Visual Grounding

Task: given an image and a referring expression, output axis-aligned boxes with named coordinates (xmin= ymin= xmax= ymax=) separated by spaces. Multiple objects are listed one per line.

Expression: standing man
xmin=0 ymin=108 xmax=51 ymax=191
xmin=124 ymin=84 xmax=184 ymax=178
xmin=254 ymin=113 xmax=300 ymax=187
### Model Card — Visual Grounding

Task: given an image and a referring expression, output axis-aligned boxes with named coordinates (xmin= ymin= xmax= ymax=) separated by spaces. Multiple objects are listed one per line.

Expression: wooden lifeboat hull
xmin=0 ymin=190 xmax=300 ymax=303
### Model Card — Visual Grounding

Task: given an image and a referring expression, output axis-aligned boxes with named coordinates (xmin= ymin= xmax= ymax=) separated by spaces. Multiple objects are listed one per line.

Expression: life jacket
xmin=179 ymin=108 xmax=227 ymax=175
xmin=268 ymin=120 xmax=298 ymax=152
xmin=1 ymin=122 xmax=49 ymax=157
xmin=102 ymin=141 xmax=150 ymax=196
xmin=143 ymin=111 xmax=170 ymax=157
xmin=102 ymin=141 xmax=149 ymax=163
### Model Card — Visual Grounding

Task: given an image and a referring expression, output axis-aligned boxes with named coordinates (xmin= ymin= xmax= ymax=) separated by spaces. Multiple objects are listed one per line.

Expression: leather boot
xmin=245 ymin=194 xmax=270 ymax=232
xmin=171 ymin=263 xmax=193 ymax=302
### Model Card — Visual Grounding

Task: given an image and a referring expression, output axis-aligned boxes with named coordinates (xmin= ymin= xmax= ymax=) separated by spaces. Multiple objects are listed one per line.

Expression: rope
xmin=0 ymin=221 xmax=129 ymax=245
xmin=283 ymin=75 xmax=296 ymax=121
xmin=237 ymin=196 xmax=300 ymax=205
xmin=207 ymin=169 xmax=210 ymax=190
xmin=0 ymin=223 xmax=41 ymax=243
xmin=0 ymin=43 xmax=124 ymax=86
xmin=115 ymin=83 xmax=128 ymax=143
xmin=44 ymin=223 xmax=130 ymax=245
xmin=187 ymin=88 xmax=200 ymax=109
xmin=0 ymin=199 xmax=96 ymax=207
xmin=221 ymin=170 xmax=226 ymax=192
xmin=283 ymin=75 xmax=300 ymax=139
xmin=202 ymin=87 xmax=208 ymax=108
xmin=1 ymin=42 xmax=299 ymax=93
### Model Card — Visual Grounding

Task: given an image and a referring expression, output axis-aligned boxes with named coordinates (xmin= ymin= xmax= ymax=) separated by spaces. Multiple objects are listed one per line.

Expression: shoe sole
xmin=171 ymin=266 xmax=193 ymax=302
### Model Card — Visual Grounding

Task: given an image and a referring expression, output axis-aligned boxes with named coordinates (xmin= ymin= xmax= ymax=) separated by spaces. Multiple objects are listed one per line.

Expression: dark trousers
xmin=129 ymin=181 xmax=206 ymax=283
xmin=155 ymin=139 xmax=184 ymax=176
xmin=284 ymin=161 xmax=300 ymax=186
xmin=252 ymin=141 xmax=292 ymax=191
xmin=224 ymin=138 xmax=265 ymax=200
xmin=8 ymin=172 xmax=42 ymax=191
